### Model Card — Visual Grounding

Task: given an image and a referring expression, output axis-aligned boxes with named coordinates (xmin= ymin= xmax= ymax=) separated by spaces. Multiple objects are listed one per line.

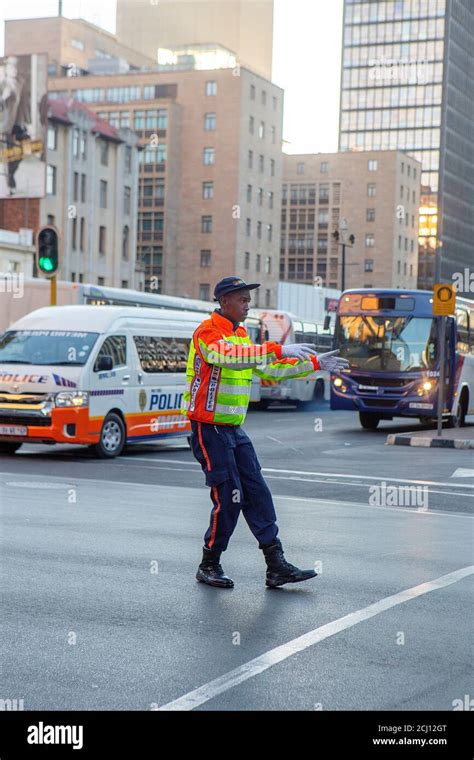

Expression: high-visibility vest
xmin=182 ymin=310 xmax=320 ymax=426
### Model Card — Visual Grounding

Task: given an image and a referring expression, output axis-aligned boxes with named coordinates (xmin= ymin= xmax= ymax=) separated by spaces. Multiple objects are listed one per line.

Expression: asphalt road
xmin=1 ymin=404 xmax=473 ymax=711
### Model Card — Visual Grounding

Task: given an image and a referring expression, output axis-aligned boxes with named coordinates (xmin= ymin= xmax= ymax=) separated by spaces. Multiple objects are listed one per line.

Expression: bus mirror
xmin=323 ymin=315 xmax=331 ymax=331
xmin=96 ymin=355 xmax=113 ymax=371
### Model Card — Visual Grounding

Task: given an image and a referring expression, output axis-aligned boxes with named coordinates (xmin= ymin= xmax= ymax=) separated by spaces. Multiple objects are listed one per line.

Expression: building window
xmin=47 ymin=214 xmax=55 ymax=225
xmin=257 ymin=187 xmax=263 ymax=206
xmin=205 ymin=80 xmax=217 ymax=96
xmin=72 ymin=128 xmax=80 ymax=157
xmin=364 ymin=259 xmax=374 ymax=272
xmin=72 ymin=217 xmax=77 ymax=250
xmin=268 ymin=191 xmax=274 ymax=209
xmin=259 ymin=154 xmax=264 ymax=172
xmin=248 ymin=150 xmax=253 ymax=168
xmin=412 ymin=190 xmax=416 ymax=203
xmin=201 ymin=215 xmax=213 ymax=233
xmin=250 ymin=84 xmax=255 ymax=100
xmin=366 ymin=208 xmax=375 ymax=222
xmin=256 ymin=254 xmax=261 ymax=272
xmin=125 ymin=145 xmax=132 ymax=173
xmin=200 ymin=250 xmax=211 ymax=267
xmin=398 ymin=235 xmax=402 ymax=249
xmin=100 ymin=180 xmax=108 ymax=208
xmin=122 ymin=225 xmax=129 ymax=259
xmin=259 ymin=121 xmax=265 ymax=139
xmin=100 ymin=140 xmax=109 ymax=166
xmin=407 ymin=165 xmax=411 ymax=177
xmin=265 ymin=256 xmax=272 ymax=274
xmin=80 ymin=217 xmax=85 ymax=251
xmin=400 ymin=184 xmax=404 ymax=199
xmin=199 ymin=284 xmax=210 ymax=301
xmin=99 ymin=226 xmax=106 ymax=254
xmin=47 ymin=125 xmax=57 ymax=150
xmin=203 ymin=147 xmax=215 ymax=165
xmin=270 ymin=158 xmax=275 ymax=176
xmin=244 ymin=251 xmax=250 ymax=270
xmin=204 ymin=112 xmax=216 ymax=131
xmin=246 ymin=184 xmax=252 ymax=202
xmin=46 ymin=165 xmax=56 ymax=195
xmin=413 ymin=168 xmax=417 ymax=179
xmin=365 ymin=234 xmax=375 ymax=247
xmin=202 ymin=181 xmax=214 ymax=199
xmin=398 ymin=260 xmax=401 ymax=274
xmin=124 ymin=186 xmax=131 ymax=215
xmin=73 ymin=171 xmax=79 ymax=201
xmin=401 ymin=162 xmax=404 ymax=174
xmin=121 ymin=280 xmax=129 ymax=289
xmin=80 ymin=131 xmax=86 ymax=158
xmin=320 ymin=162 xmax=328 ymax=173
xmin=267 ymin=224 xmax=272 ymax=242
xmin=261 ymin=90 xmax=267 ymax=105
xmin=249 ymin=116 xmax=255 ymax=134
xmin=411 ymin=239 xmax=414 ymax=252
xmin=81 ymin=173 xmax=86 ymax=202
xmin=368 ymin=159 xmax=378 ymax=171
xmin=71 ymin=37 xmax=85 ymax=50
xmin=367 ymin=183 xmax=376 ymax=197
xmin=257 ymin=221 xmax=262 ymax=239
xmin=271 ymin=126 xmax=276 ymax=144
xmin=272 ymin=96 xmax=277 ymax=110
xmin=297 ymin=162 xmax=305 ymax=175
xmin=319 ymin=184 xmax=329 ymax=202
xmin=246 ymin=218 xmax=251 ymax=236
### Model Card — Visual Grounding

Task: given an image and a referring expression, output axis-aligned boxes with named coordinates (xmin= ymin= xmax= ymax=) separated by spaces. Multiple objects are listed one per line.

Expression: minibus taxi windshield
xmin=0 ymin=330 xmax=100 ymax=366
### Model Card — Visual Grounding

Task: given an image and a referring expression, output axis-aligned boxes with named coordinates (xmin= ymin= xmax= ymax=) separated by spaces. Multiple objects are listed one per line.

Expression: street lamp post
xmin=332 ymin=219 xmax=355 ymax=292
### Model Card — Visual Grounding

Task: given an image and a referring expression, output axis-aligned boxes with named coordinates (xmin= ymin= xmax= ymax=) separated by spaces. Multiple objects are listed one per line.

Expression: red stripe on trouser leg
xmin=207 ymin=485 xmax=221 ymax=549
xmin=197 ymin=421 xmax=212 ymax=471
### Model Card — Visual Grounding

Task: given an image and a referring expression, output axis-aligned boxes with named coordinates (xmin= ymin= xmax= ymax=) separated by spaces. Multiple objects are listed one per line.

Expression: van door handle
xmin=122 ymin=375 xmax=131 ymax=382
xmin=137 ymin=372 xmax=144 ymax=384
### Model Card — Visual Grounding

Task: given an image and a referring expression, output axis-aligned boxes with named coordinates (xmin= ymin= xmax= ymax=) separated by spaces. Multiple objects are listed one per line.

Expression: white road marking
xmin=452 ymin=468 xmax=474 ymax=478
xmin=118 ymin=458 xmax=474 ymax=490
xmin=158 ymin=565 xmax=474 ymax=711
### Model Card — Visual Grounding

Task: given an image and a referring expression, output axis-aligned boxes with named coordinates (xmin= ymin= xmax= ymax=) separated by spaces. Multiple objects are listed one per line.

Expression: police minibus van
xmin=0 ymin=305 xmax=206 ymax=457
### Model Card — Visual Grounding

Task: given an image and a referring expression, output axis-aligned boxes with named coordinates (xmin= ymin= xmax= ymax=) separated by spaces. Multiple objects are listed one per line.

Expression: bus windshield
xmin=335 ymin=315 xmax=437 ymax=372
xmin=0 ymin=331 xmax=99 ymax=366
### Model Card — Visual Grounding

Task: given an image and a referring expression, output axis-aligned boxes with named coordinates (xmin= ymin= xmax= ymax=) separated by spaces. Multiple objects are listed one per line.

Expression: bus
xmin=330 ymin=289 xmax=474 ymax=429
xmin=249 ymin=308 xmax=332 ymax=406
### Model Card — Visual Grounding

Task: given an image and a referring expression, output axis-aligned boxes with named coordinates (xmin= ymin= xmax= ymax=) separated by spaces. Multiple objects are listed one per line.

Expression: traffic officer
xmin=182 ymin=277 xmax=349 ymax=589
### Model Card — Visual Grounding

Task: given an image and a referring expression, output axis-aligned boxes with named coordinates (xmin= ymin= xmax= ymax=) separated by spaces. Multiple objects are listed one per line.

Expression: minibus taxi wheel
xmin=91 ymin=412 xmax=126 ymax=458
xmin=359 ymin=412 xmax=380 ymax=430
xmin=0 ymin=442 xmax=22 ymax=455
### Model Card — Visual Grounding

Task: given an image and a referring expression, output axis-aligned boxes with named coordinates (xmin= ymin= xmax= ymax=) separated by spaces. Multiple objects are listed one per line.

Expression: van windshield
xmin=0 ymin=331 xmax=99 ymax=366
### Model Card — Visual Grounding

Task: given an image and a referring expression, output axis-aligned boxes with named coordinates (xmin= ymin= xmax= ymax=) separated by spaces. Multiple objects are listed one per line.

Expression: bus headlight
xmin=417 ymin=381 xmax=434 ymax=396
xmin=55 ymin=391 xmax=89 ymax=408
xmin=334 ymin=377 xmax=343 ymax=387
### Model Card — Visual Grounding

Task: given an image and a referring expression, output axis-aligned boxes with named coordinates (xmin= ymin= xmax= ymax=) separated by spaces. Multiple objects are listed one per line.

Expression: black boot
xmin=196 ymin=547 xmax=234 ymax=589
xmin=261 ymin=538 xmax=317 ymax=588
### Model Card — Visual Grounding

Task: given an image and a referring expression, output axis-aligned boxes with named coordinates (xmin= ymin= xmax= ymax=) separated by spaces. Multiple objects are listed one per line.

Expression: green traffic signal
xmin=37 ymin=226 xmax=59 ymax=276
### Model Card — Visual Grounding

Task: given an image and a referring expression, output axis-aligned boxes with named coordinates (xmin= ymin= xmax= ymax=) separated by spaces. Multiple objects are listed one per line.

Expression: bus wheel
xmin=0 ymin=442 xmax=22 ymax=455
xmin=91 ymin=413 xmax=126 ymax=458
xmin=359 ymin=412 xmax=380 ymax=430
xmin=447 ymin=392 xmax=468 ymax=429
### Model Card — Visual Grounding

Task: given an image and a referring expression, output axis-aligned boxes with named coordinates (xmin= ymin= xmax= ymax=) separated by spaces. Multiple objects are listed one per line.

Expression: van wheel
xmin=91 ymin=413 xmax=126 ymax=458
xmin=359 ymin=412 xmax=380 ymax=430
xmin=0 ymin=442 xmax=22 ymax=455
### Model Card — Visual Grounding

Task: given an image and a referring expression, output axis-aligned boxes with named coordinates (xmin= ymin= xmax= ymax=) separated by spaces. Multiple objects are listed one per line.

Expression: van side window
xmin=94 ymin=335 xmax=127 ymax=371
xmin=133 ymin=335 xmax=189 ymax=373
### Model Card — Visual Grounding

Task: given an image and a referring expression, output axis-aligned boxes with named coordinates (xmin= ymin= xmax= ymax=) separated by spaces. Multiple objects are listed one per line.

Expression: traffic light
xmin=37 ymin=226 xmax=59 ymax=275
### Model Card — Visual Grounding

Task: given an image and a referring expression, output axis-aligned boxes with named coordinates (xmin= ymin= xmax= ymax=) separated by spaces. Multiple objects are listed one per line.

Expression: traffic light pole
xmin=50 ymin=275 xmax=57 ymax=306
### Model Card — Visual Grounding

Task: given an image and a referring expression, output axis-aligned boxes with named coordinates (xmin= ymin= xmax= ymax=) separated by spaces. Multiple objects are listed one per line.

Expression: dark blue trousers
xmin=190 ymin=420 xmax=279 ymax=553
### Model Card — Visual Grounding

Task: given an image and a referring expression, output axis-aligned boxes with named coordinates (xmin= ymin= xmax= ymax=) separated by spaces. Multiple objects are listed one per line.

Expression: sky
xmin=0 ymin=0 xmax=344 ymax=154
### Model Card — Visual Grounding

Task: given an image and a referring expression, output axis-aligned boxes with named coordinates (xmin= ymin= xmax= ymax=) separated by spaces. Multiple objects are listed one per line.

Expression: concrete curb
xmin=386 ymin=434 xmax=474 ymax=449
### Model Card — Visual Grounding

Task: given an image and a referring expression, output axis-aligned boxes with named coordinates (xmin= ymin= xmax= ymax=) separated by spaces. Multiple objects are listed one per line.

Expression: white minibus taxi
xmin=0 ymin=305 xmax=205 ymax=457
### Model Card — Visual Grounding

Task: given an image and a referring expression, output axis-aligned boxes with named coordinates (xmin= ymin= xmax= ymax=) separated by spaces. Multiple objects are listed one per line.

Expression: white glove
xmin=317 ymin=350 xmax=350 ymax=372
xmin=281 ymin=343 xmax=318 ymax=361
